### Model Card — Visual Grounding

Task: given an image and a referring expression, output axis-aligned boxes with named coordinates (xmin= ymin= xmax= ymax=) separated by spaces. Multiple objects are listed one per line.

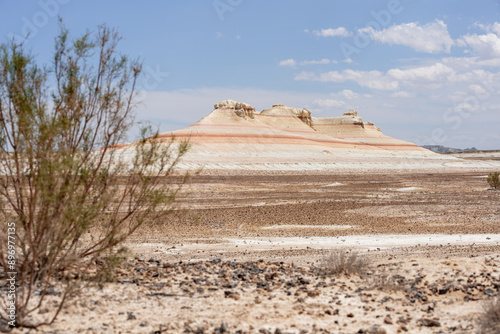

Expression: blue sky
xmin=1 ymin=0 xmax=500 ymax=149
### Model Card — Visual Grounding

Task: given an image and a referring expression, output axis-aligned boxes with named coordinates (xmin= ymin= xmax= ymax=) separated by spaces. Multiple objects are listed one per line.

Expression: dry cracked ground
xmin=9 ymin=168 xmax=500 ymax=334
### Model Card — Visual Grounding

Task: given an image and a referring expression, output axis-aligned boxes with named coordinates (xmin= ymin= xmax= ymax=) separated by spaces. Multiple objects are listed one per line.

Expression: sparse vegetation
xmin=0 ymin=22 xmax=188 ymax=328
xmin=320 ymin=251 xmax=369 ymax=276
xmin=478 ymin=298 xmax=500 ymax=334
xmin=369 ymin=269 xmax=406 ymax=292
xmin=487 ymin=172 xmax=500 ymax=190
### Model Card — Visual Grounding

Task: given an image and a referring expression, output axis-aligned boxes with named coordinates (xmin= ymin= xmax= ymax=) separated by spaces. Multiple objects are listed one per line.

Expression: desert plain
xmin=12 ymin=163 xmax=500 ymax=334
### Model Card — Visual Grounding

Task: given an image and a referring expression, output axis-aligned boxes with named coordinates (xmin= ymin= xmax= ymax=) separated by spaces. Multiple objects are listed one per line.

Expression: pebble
xmin=419 ymin=318 xmax=441 ymax=327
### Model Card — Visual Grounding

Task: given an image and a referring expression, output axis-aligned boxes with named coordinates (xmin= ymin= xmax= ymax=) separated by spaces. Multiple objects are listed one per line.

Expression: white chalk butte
xmin=115 ymin=100 xmax=500 ymax=171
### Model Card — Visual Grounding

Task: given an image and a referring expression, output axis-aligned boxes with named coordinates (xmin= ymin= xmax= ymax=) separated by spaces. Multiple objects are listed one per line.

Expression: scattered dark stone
xmin=307 ymin=289 xmax=320 ymax=297
xmin=257 ymin=281 xmax=269 ymax=289
xmin=366 ymin=325 xmax=387 ymax=334
xmin=224 ymin=290 xmax=240 ymax=300
xmin=298 ymin=277 xmax=310 ymax=285
xmin=438 ymin=286 xmax=450 ymax=295
xmin=212 ymin=258 xmax=222 ymax=264
xmin=127 ymin=312 xmax=136 ymax=320
xmin=148 ymin=292 xmax=176 ymax=297
xmin=419 ymin=318 xmax=441 ymax=327
xmin=484 ymin=288 xmax=494 ymax=296
xmin=140 ymin=322 xmax=146 ymax=327
xmin=222 ymin=282 xmax=238 ymax=289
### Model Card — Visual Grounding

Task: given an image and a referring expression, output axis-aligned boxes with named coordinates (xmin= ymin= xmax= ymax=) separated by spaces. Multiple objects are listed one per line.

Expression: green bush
xmin=487 ymin=172 xmax=500 ymax=190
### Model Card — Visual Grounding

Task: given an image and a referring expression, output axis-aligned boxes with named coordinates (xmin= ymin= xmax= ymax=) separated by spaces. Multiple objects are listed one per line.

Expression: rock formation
xmin=115 ymin=99 xmax=499 ymax=171
xmin=214 ymin=99 xmax=255 ymax=119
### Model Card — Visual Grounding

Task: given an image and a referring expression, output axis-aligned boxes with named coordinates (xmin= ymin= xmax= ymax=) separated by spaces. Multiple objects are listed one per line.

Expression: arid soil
xmin=10 ymin=168 xmax=500 ymax=334
xmin=134 ymin=170 xmax=500 ymax=243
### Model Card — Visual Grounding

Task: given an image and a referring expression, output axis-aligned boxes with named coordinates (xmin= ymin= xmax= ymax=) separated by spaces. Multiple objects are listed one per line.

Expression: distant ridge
xmin=421 ymin=145 xmax=500 ymax=154
xmin=422 ymin=145 xmax=478 ymax=153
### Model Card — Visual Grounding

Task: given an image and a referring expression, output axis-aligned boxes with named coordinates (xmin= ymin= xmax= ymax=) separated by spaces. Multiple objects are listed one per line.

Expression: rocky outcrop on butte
xmin=116 ymin=99 xmax=499 ymax=171
xmin=260 ymin=104 xmax=313 ymax=126
xmin=214 ymin=99 xmax=255 ymax=119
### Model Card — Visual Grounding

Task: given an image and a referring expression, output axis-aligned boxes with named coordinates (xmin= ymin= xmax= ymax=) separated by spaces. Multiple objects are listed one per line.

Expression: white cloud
xmin=338 ymin=89 xmax=358 ymax=99
xmin=312 ymin=27 xmax=351 ymax=37
xmin=387 ymin=63 xmax=456 ymax=86
xmin=492 ymin=22 xmax=500 ymax=35
xmin=469 ymin=84 xmax=490 ymax=96
xmin=279 ymin=59 xmax=297 ymax=67
xmin=459 ymin=33 xmax=500 ymax=60
xmin=294 ymin=71 xmax=319 ymax=81
xmin=474 ymin=22 xmax=500 ymax=35
xmin=295 ymin=69 xmax=399 ymax=91
xmin=391 ymin=91 xmax=415 ymax=98
xmin=300 ymin=58 xmax=335 ymax=65
xmin=359 ymin=20 xmax=454 ymax=53
xmin=442 ymin=56 xmax=500 ymax=69
xmin=279 ymin=58 xmax=338 ymax=67
xmin=313 ymin=99 xmax=350 ymax=109
xmin=294 ymin=63 xmax=487 ymax=91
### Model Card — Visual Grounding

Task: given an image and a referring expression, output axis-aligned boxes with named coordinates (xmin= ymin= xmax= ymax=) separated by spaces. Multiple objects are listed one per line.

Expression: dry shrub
xmin=0 ymin=22 xmax=188 ymax=328
xmin=478 ymin=298 xmax=500 ymax=334
xmin=321 ymin=251 xmax=369 ymax=276
xmin=369 ymin=269 xmax=406 ymax=292
xmin=487 ymin=172 xmax=500 ymax=190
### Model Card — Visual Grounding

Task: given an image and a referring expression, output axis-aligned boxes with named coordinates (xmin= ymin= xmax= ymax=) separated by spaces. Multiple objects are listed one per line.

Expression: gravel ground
xmin=6 ymin=168 xmax=500 ymax=334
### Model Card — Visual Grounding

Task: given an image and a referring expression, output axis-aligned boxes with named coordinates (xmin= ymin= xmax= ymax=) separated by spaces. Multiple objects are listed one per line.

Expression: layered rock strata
xmin=116 ymin=100 xmax=498 ymax=171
